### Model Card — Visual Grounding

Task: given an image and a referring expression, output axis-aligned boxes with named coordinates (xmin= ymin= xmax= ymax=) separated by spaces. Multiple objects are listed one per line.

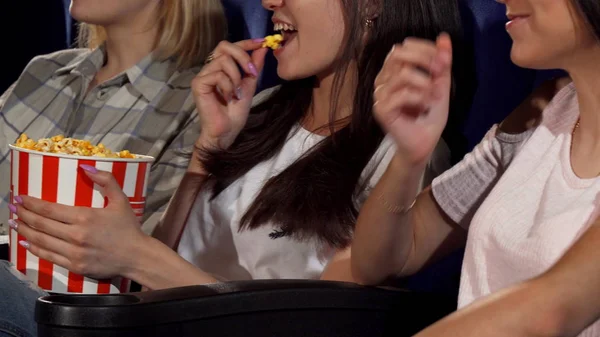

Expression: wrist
xmin=375 ymin=152 xmax=426 ymax=215
xmin=122 ymin=236 xmax=219 ymax=290
xmin=388 ymin=152 xmax=428 ymax=182
xmin=188 ymin=149 xmax=209 ymax=175
xmin=194 ymin=134 xmax=224 ymax=152
xmin=121 ymin=235 xmax=159 ymax=283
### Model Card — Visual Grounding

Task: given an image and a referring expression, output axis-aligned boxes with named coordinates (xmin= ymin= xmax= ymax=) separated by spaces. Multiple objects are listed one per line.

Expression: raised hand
xmin=192 ymin=39 xmax=268 ymax=150
xmin=373 ymin=33 xmax=453 ymax=167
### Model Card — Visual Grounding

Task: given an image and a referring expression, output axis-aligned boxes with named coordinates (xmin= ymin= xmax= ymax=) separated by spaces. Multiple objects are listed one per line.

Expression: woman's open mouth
xmin=273 ymin=22 xmax=298 ymax=49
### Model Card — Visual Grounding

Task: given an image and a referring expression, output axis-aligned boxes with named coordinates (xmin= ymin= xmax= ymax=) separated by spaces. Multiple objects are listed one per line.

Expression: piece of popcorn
xmin=262 ymin=34 xmax=284 ymax=50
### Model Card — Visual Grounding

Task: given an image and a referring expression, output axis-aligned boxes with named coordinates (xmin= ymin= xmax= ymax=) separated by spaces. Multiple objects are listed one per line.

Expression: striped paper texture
xmin=9 ymin=148 xmax=151 ymax=294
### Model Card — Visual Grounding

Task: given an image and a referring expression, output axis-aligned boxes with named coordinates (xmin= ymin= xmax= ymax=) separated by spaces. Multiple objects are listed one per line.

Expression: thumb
xmin=79 ymin=165 xmax=129 ymax=207
xmin=251 ymin=47 xmax=269 ymax=74
xmin=241 ymin=47 xmax=269 ymax=96
xmin=435 ymin=33 xmax=453 ymax=79
xmin=432 ymin=33 xmax=453 ymax=101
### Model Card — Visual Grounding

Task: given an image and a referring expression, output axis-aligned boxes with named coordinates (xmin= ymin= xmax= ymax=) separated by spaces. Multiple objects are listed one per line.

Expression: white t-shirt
xmin=177 ymin=89 xmax=451 ymax=281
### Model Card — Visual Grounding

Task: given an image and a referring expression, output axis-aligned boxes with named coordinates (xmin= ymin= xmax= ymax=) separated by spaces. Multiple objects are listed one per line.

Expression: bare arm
xmin=150 ymin=150 xmax=209 ymax=249
xmin=352 ymin=34 xmax=571 ymax=287
xmin=351 ymin=155 xmax=464 ymax=285
xmin=413 ymin=220 xmax=600 ymax=337
xmin=320 ymin=247 xmax=354 ymax=282
xmin=352 ymin=75 xmax=569 ymax=285
xmin=127 ymin=234 xmax=219 ymax=290
xmin=138 ymin=151 xmax=219 ymax=290
xmin=151 ymin=37 xmax=270 ymax=246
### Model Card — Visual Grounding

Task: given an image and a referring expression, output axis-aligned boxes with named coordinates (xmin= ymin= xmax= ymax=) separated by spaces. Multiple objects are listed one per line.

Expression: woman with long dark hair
xmin=1 ymin=0 xmax=471 ymax=335
xmin=352 ymin=0 xmax=600 ymax=335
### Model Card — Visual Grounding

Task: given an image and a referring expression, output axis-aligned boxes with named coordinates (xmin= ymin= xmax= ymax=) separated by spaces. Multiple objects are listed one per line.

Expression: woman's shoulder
xmin=21 ymin=48 xmax=93 ymax=75
xmin=1 ymin=48 xmax=92 ymax=109
xmin=499 ymin=77 xmax=575 ymax=135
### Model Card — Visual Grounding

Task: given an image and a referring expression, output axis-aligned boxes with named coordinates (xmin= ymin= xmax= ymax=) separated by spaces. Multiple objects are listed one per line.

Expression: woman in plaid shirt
xmin=0 ymin=0 xmax=226 ymax=236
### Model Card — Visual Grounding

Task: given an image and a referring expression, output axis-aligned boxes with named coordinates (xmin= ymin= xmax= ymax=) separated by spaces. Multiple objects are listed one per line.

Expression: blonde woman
xmin=0 ymin=0 xmax=226 ymax=236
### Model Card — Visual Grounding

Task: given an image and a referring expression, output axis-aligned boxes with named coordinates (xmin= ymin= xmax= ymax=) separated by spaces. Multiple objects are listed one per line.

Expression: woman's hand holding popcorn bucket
xmin=7 ymin=135 xmax=153 ymax=294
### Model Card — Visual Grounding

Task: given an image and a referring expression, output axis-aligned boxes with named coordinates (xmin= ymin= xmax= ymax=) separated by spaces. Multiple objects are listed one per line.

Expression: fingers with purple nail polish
xmin=79 ymin=164 xmax=98 ymax=174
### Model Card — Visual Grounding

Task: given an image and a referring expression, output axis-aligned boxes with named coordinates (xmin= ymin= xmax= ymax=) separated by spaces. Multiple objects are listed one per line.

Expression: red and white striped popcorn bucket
xmin=8 ymin=145 xmax=154 ymax=294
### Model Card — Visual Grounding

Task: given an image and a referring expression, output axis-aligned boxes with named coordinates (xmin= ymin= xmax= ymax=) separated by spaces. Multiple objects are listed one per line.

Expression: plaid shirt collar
xmin=53 ymin=45 xmax=178 ymax=102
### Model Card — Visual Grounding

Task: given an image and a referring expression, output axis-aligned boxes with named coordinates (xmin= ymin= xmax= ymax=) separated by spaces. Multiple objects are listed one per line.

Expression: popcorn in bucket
xmin=8 ymin=137 xmax=153 ymax=294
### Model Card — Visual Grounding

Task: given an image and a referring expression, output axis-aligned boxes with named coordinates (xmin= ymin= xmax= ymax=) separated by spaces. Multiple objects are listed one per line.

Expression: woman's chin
xmin=510 ymin=47 xmax=558 ymax=70
xmin=275 ymin=62 xmax=324 ymax=82
xmin=276 ymin=67 xmax=304 ymax=81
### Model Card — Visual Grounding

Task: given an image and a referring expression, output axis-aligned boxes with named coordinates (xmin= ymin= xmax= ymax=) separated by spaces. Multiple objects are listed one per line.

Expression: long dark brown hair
xmin=201 ymin=0 xmax=474 ymax=248
xmin=576 ymin=0 xmax=600 ymax=40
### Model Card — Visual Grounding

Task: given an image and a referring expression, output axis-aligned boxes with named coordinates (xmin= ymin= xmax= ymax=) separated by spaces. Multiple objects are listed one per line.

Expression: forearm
xmin=151 ymin=152 xmax=208 ymax=247
xmin=187 ymin=147 xmax=209 ymax=176
xmin=537 ymin=222 xmax=600 ymax=337
xmin=127 ymin=235 xmax=219 ymax=290
xmin=320 ymin=248 xmax=355 ymax=283
xmin=351 ymin=154 xmax=424 ymax=284
xmin=416 ymin=222 xmax=600 ymax=337
xmin=415 ymin=279 xmax=564 ymax=337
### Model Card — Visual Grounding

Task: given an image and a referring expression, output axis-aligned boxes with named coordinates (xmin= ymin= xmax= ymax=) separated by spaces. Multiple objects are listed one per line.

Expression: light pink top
xmin=432 ymin=83 xmax=599 ymax=336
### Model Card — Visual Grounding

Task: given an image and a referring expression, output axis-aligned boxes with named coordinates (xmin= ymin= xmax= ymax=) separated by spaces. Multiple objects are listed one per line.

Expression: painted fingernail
xmin=8 ymin=204 xmax=17 ymax=214
xmin=236 ymin=87 xmax=243 ymax=100
xmin=19 ymin=240 xmax=30 ymax=249
xmin=248 ymin=63 xmax=258 ymax=77
xmin=80 ymin=164 xmax=98 ymax=174
xmin=14 ymin=196 xmax=23 ymax=204
xmin=8 ymin=219 xmax=18 ymax=230
xmin=253 ymin=38 xmax=265 ymax=43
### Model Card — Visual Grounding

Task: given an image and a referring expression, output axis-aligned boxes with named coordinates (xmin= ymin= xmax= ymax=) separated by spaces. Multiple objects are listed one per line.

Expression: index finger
xmin=212 ymin=39 xmax=266 ymax=77
xmin=17 ymin=195 xmax=80 ymax=224
xmin=234 ymin=38 xmax=266 ymax=52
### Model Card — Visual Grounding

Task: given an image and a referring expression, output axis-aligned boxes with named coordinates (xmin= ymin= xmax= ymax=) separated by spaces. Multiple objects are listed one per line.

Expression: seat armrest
xmin=36 ymin=280 xmax=456 ymax=337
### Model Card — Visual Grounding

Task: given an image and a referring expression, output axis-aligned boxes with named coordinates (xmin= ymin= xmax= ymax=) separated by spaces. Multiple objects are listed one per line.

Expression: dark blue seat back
xmin=460 ymin=0 xmax=565 ymax=150
xmin=221 ymin=0 xmax=280 ymax=91
xmin=0 ymin=0 xmax=68 ymax=93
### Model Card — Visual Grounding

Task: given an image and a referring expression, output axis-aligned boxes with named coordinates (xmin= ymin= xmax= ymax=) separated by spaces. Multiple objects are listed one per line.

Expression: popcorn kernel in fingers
xmin=262 ymin=34 xmax=284 ymax=50
xmin=14 ymin=134 xmax=136 ymax=158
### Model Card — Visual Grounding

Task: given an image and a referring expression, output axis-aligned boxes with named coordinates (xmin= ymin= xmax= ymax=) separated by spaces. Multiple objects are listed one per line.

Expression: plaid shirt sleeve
xmin=0 ymin=82 xmax=16 ymax=111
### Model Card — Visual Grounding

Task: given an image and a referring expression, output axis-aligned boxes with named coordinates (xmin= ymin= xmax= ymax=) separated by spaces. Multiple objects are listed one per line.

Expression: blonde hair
xmin=77 ymin=0 xmax=227 ymax=69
